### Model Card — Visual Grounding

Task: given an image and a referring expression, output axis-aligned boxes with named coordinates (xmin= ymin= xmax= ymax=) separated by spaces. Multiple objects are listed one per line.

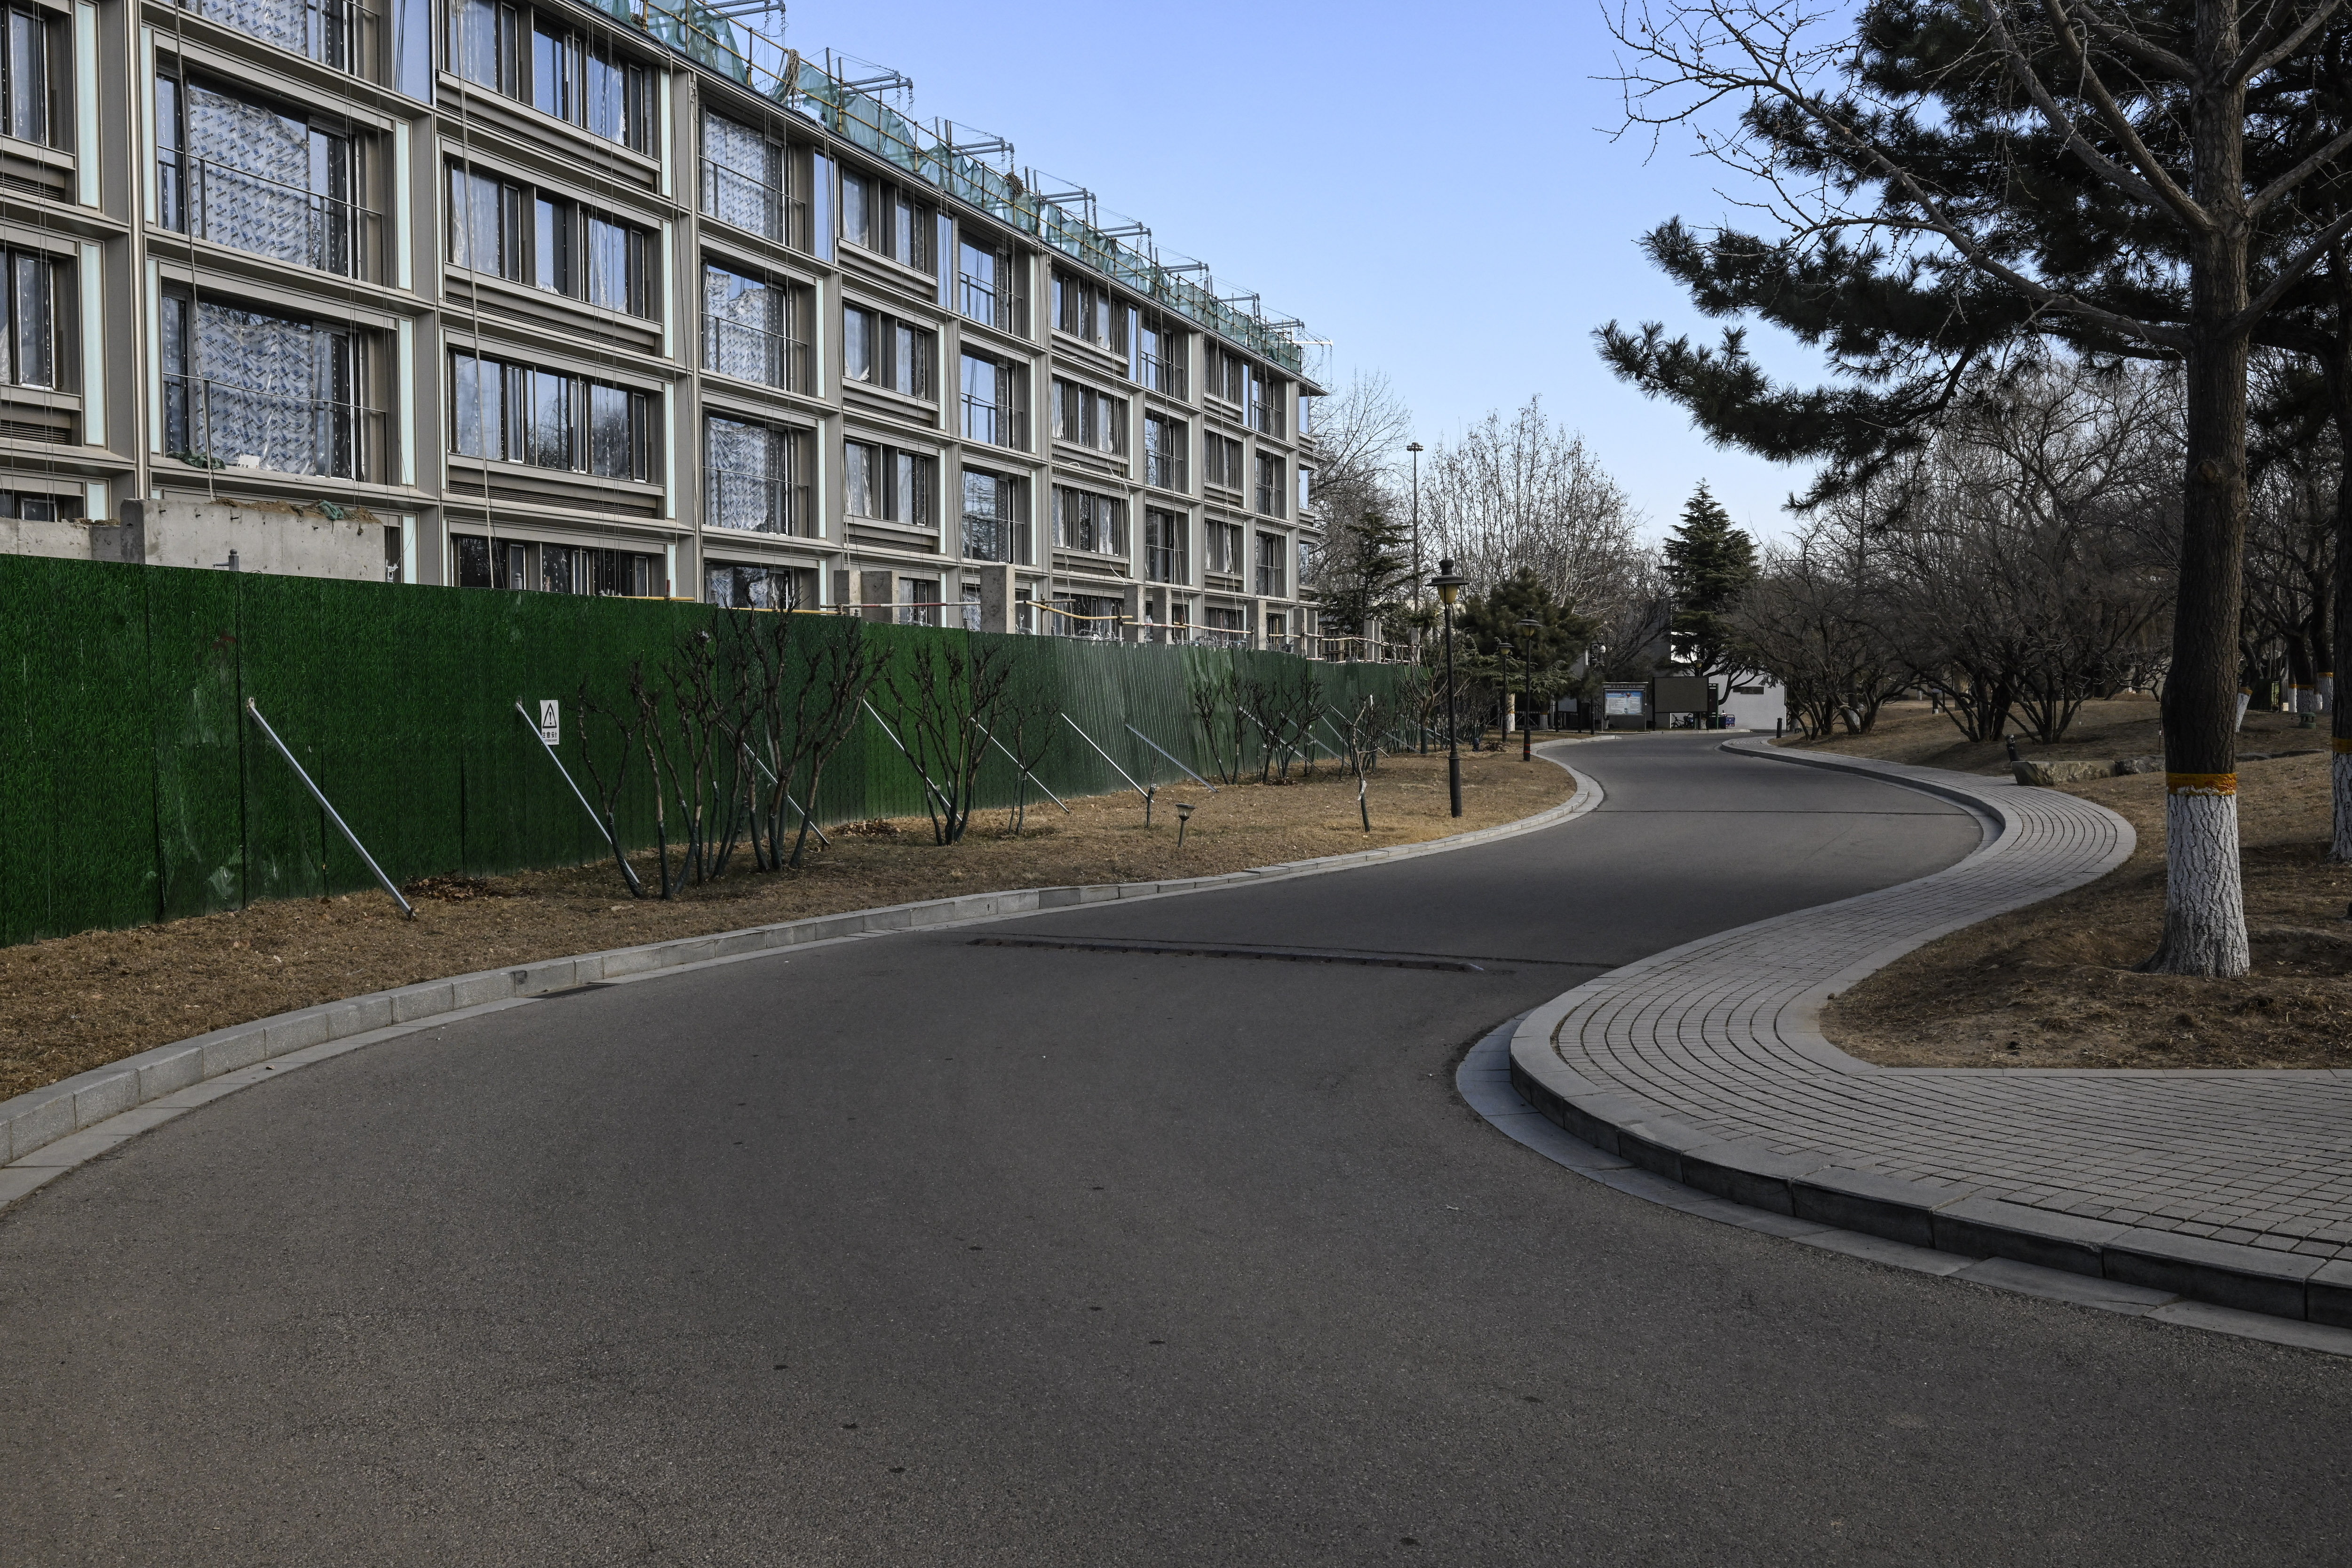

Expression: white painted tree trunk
xmin=2234 ymin=688 xmax=2251 ymax=731
xmin=2333 ymin=747 xmax=2352 ymax=862
xmin=2152 ymin=785 xmax=2249 ymax=976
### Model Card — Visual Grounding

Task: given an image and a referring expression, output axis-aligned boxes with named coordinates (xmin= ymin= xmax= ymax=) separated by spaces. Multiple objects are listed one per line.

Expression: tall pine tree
xmin=1662 ymin=483 xmax=1757 ymax=679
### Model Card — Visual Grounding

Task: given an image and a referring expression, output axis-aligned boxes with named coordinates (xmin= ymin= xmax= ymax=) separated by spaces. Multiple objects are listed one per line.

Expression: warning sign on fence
xmin=538 ymin=700 xmax=560 ymax=746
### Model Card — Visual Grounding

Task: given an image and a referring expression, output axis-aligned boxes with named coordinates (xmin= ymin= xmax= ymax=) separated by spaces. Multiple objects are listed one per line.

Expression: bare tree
xmin=1306 ymin=372 xmax=1416 ymax=636
xmin=1610 ymin=0 xmax=2352 ymax=974
xmin=1423 ymin=398 xmax=1649 ymax=624
xmin=882 ymin=636 xmax=1020 ymax=845
xmin=1732 ymin=522 xmax=1911 ymax=735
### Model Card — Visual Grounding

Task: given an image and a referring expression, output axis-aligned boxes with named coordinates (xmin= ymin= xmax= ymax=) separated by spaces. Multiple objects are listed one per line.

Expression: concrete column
xmin=858 ymin=568 xmax=894 ymax=624
xmin=975 ymin=562 xmax=1016 ymax=633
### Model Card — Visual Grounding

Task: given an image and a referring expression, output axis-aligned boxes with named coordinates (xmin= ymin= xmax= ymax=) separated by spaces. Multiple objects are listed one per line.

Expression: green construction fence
xmin=0 ymin=553 xmax=1420 ymax=947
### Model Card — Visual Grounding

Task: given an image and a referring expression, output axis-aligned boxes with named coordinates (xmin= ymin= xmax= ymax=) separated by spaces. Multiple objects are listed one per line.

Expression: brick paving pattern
xmin=1541 ymin=745 xmax=2352 ymax=1259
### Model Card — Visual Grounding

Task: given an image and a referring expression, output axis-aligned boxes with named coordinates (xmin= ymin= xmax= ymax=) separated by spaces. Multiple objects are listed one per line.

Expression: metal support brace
xmin=973 ymin=719 xmax=1073 ymax=812
xmin=516 ymin=701 xmax=642 ymax=896
xmin=739 ymin=742 xmax=831 ymax=847
xmin=862 ymin=698 xmax=951 ymax=815
xmin=1123 ymin=723 xmax=1216 ymax=791
xmin=247 ymin=698 xmax=415 ymax=918
xmin=1060 ymin=712 xmax=1150 ymax=801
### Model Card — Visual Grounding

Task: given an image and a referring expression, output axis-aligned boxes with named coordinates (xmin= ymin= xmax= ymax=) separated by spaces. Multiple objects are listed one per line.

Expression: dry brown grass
xmin=0 ymin=748 xmax=1578 ymax=1102
xmin=1810 ymin=703 xmax=2352 ymax=1070
xmin=1778 ymin=692 xmax=2325 ymax=772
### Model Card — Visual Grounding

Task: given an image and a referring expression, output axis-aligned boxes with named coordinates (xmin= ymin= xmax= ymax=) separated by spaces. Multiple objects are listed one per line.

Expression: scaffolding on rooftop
xmin=577 ymin=0 xmax=1311 ymax=376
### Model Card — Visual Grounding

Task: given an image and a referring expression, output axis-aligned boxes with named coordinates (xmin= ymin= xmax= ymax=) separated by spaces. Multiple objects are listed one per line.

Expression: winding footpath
xmin=4 ymin=737 xmax=2350 ymax=1564
xmin=1512 ymin=743 xmax=2352 ymax=1323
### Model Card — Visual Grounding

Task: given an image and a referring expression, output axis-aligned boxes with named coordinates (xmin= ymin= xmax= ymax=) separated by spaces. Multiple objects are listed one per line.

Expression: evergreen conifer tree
xmin=1662 ymin=484 xmax=1757 ymax=678
xmin=1319 ymin=509 xmax=1414 ymax=644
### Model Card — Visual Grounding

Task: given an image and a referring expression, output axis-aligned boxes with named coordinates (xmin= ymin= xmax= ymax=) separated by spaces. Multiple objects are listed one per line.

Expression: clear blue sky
xmin=777 ymin=0 xmax=1819 ymax=543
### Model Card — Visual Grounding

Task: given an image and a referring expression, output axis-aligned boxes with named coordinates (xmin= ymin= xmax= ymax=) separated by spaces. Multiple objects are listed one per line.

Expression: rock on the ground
xmin=2013 ymin=759 xmax=2114 ymax=785
xmin=2113 ymin=756 xmax=2163 ymax=775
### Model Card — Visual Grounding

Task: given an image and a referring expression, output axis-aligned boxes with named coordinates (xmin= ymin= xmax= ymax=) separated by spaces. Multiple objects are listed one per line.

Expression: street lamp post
xmin=1407 ymin=440 xmax=1426 ymax=754
xmin=1499 ymin=639 xmax=1516 ymax=750
xmin=1517 ymin=616 xmax=1541 ymax=761
xmin=1430 ymin=559 xmax=1467 ymax=818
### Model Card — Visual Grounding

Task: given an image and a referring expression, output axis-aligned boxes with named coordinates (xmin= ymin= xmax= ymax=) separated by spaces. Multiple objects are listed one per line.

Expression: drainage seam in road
xmin=0 ymin=741 xmax=1614 ymax=1210
xmin=969 ymin=936 xmax=1488 ymax=971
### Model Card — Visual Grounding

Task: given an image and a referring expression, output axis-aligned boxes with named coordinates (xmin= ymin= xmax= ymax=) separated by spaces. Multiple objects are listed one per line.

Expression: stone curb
xmin=1508 ymin=742 xmax=2352 ymax=1330
xmin=1458 ymin=1019 xmax=2352 ymax=1358
xmin=1 ymin=745 xmax=1608 ymax=1181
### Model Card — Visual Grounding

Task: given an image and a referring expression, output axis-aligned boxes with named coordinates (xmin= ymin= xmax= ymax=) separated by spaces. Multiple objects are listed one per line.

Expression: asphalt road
xmin=6 ymin=736 xmax=2350 ymax=1564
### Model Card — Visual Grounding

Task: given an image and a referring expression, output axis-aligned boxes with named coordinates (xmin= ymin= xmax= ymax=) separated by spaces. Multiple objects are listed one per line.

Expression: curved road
xmin=5 ymin=739 xmax=2350 ymax=1563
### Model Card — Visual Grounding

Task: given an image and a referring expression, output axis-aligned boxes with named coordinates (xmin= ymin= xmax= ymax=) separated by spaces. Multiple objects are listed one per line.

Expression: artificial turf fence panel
xmin=0 ymin=554 xmax=1420 ymax=946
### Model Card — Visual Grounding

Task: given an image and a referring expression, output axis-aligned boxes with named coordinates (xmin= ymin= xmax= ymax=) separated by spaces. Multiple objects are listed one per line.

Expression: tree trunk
xmin=2326 ymin=305 xmax=2352 ymax=860
xmin=2147 ymin=50 xmax=2251 ymax=978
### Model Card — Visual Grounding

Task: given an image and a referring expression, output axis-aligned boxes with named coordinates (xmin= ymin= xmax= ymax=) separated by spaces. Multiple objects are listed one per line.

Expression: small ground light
xmin=1174 ymin=802 xmax=1195 ymax=849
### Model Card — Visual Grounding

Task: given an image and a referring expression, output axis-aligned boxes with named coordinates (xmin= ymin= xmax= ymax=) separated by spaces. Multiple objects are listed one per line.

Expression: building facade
xmin=0 ymin=0 xmax=1324 ymax=645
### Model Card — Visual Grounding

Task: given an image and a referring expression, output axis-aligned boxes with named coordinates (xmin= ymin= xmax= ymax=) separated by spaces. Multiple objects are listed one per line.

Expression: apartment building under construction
xmin=0 ymin=0 xmax=1325 ymax=644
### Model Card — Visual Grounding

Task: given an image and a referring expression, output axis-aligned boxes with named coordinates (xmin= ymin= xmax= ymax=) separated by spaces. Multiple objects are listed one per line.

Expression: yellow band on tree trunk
xmin=2166 ymin=772 xmax=2238 ymax=795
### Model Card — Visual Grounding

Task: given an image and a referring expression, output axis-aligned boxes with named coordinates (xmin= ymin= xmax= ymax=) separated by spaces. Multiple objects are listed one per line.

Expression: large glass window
xmin=541 ymin=543 xmax=658 ymax=596
xmin=961 ymin=352 xmax=1024 ymax=448
xmin=1051 ymin=378 xmax=1124 ymax=454
xmin=448 ymin=0 xmax=517 ymax=94
xmin=956 ymin=239 xmax=1023 ymax=333
xmin=1051 ymin=271 xmax=1122 ymax=352
xmin=840 ymin=170 xmax=933 ymax=272
xmin=1254 ymin=452 xmax=1285 ymax=517
xmin=702 ymin=264 xmax=808 ymax=390
xmin=844 ymin=305 xmax=935 ymax=398
xmin=2 ymin=6 xmax=55 ymax=145
xmin=1051 ymin=486 xmax=1124 ymax=555
xmin=961 ymin=467 xmax=1024 ymax=563
xmin=178 ymin=0 xmax=373 ymax=72
xmin=1051 ymin=591 xmax=1123 ymax=641
xmin=1206 ymin=347 xmax=1246 ymax=405
xmin=707 ymin=562 xmax=810 ymax=609
xmin=1144 ymin=507 xmax=1186 ymax=584
xmin=1205 ymin=433 xmax=1244 ymax=491
xmin=1143 ymin=413 xmax=1186 ymax=491
xmin=1204 ymin=518 xmax=1243 ymax=575
xmin=1255 ymin=531 xmax=1287 ymax=597
xmin=700 ymin=113 xmax=802 ymax=247
xmin=448 ymin=164 xmax=650 ymax=314
xmin=447 ymin=3 xmax=646 ymax=149
xmin=163 ymin=294 xmax=360 ymax=478
xmin=704 ymin=415 xmax=807 ymax=534
xmin=1135 ymin=316 xmax=1185 ymax=397
xmin=157 ymin=77 xmax=365 ymax=278
xmin=1247 ymin=367 xmax=1285 ymax=436
xmin=0 ymin=248 xmax=55 ymax=389
xmin=448 ymin=348 xmax=650 ymax=479
xmin=843 ymin=438 xmax=933 ymax=525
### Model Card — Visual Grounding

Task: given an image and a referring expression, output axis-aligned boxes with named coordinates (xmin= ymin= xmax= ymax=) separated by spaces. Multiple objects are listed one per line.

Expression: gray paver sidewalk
xmin=1510 ymin=741 xmax=2352 ymax=1322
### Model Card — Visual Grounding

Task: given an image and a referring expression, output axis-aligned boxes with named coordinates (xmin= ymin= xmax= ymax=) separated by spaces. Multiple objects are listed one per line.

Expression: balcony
xmin=706 ymin=469 xmax=811 ymax=535
xmin=703 ymin=311 xmax=811 ymax=393
xmin=961 ymin=396 xmax=1027 ymax=451
xmin=163 ymin=373 xmax=385 ymax=482
xmin=699 ymin=157 xmax=810 ymax=253
xmin=177 ymin=0 xmax=382 ymax=78
xmin=159 ymin=152 xmax=381 ymax=280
